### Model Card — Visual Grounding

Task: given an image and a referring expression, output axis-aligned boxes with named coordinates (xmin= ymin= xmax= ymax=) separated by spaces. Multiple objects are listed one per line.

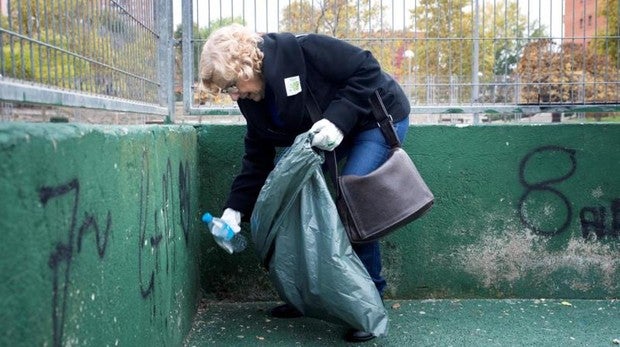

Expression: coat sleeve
xmin=224 ymin=125 xmax=275 ymax=220
xmin=300 ymin=35 xmax=384 ymax=135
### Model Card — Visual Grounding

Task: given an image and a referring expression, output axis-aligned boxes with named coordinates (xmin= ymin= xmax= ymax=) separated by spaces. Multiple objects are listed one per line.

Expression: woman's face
xmin=225 ymin=75 xmax=264 ymax=102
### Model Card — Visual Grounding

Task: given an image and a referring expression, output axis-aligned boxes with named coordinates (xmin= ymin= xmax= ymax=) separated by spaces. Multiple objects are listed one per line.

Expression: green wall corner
xmin=0 ymin=123 xmax=201 ymax=347
xmin=1 ymin=121 xmax=618 ymax=347
xmin=196 ymin=123 xmax=620 ymax=300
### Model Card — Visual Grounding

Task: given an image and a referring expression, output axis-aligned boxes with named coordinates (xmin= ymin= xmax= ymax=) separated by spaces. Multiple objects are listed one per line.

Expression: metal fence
xmin=0 ymin=0 xmax=175 ymax=121
xmin=183 ymin=0 xmax=620 ymax=122
xmin=1 ymin=1 xmax=618 ymax=124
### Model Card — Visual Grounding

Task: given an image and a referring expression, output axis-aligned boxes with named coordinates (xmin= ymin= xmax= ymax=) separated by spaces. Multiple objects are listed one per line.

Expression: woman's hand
xmin=310 ymin=119 xmax=344 ymax=151
xmin=221 ymin=208 xmax=242 ymax=233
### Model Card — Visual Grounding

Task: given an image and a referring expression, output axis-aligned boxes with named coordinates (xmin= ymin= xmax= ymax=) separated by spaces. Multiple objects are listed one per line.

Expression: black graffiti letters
xmin=42 ymin=151 xmax=191 ymax=346
xmin=518 ymin=146 xmax=618 ymax=241
xmin=138 ymin=151 xmax=156 ymax=298
xmin=179 ymin=161 xmax=191 ymax=244
xmin=580 ymin=199 xmax=620 ymax=239
xmin=518 ymin=146 xmax=577 ymax=236
xmin=40 ymin=179 xmax=111 ymax=347
xmin=137 ymin=153 xmax=192 ymax=308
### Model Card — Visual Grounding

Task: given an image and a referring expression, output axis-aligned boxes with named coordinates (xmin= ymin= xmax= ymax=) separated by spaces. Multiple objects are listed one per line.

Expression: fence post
xmin=182 ymin=0 xmax=193 ymax=115
xmin=156 ymin=0 xmax=176 ymax=123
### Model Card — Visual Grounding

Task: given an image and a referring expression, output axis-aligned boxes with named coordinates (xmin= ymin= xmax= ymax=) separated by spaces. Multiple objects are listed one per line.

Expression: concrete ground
xmin=184 ymin=299 xmax=619 ymax=347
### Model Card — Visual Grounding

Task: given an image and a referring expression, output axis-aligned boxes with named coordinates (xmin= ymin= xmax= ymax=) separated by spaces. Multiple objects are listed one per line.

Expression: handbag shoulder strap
xmin=304 ymin=85 xmax=322 ymax=123
xmin=304 ymin=87 xmax=400 ymax=181
xmin=303 ymin=85 xmax=342 ymax=193
xmin=306 ymin=87 xmax=399 ymax=146
xmin=368 ymin=90 xmax=401 ymax=149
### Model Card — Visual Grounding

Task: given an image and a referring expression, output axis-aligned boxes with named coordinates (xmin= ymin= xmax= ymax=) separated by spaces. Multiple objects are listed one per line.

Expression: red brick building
xmin=564 ymin=0 xmax=609 ymax=45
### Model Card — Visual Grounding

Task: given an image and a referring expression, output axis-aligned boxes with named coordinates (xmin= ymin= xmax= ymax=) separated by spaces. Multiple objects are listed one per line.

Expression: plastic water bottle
xmin=201 ymin=212 xmax=247 ymax=254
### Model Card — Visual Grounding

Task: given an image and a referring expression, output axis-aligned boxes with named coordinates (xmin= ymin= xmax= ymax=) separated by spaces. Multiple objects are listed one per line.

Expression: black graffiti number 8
xmin=518 ymin=146 xmax=577 ymax=236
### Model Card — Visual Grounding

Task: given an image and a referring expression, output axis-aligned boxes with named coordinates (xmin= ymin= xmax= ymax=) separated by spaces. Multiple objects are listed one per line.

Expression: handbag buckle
xmin=376 ymin=114 xmax=393 ymax=128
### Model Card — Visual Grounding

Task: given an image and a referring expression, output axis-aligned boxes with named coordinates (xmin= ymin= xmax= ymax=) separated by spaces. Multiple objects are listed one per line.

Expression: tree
xmin=478 ymin=1 xmax=546 ymax=103
xmin=280 ymin=1 xmax=407 ymax=77
xmin=3 ymin=1 xmax=88 ymax=87
xmin=409 ymin=0 xmax=473 ymax=102
xmin=280 ymin=1 xmax=322 ymax=34
xmin=174 ymin=18 xmax=246 ymax=105
xmin=516 ymin=0 xmax=619 ymax=106
xmin=595 ymin=0 xmax=619 ymax=67
xmin=174 ymin=17 xmax=245 ymax=79
xmin=280 ymin=0 xmax=382 ymax=37
xmin=2 ymin=0 xmax=158 ymax=101
xmin=280 ymin=0 xmax=412 ymax=83
xmin=517 ymin=39 xmax=619 ymax=104
xmin=409 ymin=0 xmax=536 ymax=103
xmin=481 ymin=1 xmax=543 ymax=77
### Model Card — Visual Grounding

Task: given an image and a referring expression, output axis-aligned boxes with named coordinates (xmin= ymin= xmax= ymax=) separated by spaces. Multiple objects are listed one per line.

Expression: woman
xmin=199 ymin=23 xmax=410 ymax=343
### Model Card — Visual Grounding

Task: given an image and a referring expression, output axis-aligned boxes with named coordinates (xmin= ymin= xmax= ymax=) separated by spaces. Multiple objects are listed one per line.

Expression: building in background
xmin=564 ymin=0 xmax=609 ymax=45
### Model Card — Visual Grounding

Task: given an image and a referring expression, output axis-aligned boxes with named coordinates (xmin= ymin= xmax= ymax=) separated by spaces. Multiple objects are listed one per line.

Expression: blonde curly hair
xmin=199 ymin=24 xmax=264 ymax=94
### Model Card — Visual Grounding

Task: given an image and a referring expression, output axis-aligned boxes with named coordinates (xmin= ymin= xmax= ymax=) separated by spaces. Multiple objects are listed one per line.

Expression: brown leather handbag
xmin=307 ymin=89 xmax=434 ymax=243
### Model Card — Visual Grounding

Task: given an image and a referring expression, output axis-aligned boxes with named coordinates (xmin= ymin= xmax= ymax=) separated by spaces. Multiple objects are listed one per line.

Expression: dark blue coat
xmin=226 ymin=32 xmax=410 ymax=218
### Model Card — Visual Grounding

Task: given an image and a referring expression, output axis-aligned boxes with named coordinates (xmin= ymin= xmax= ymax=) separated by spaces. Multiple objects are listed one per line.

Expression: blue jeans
xmin=336 ymin=116 xmax=410 ymax=295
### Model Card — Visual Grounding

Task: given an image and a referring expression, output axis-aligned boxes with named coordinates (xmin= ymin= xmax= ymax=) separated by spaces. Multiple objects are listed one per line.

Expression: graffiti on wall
xmin=138 ymin=151 xmax=192 ymax=308
xmin=457 ymin=143 xmax=618 ymax=295
xmin=518 ymin=145 xmax=619 ymax=239
xmin=580 ymin=199 xmax=620 ymax=239
xmin=40 ymin=156 xmax=192 ymax=347
xmin=39 ymin=179 xmax=112 ymax=347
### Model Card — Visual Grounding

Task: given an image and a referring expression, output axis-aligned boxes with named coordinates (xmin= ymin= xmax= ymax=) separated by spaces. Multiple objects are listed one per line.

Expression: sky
xmin=173 ymin=0 xmax=563 ymax=38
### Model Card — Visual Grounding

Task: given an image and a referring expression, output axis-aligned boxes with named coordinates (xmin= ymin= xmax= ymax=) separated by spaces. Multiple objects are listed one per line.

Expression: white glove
xmin=220 ymin=208 xmax=242 ymax=233
xmin=309 ymin=119 xmax=344 ymax=151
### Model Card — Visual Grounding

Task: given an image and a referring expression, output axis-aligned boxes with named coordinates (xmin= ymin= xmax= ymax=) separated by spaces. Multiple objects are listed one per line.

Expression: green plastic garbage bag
xmin=251 ymin=132 xmax=388 ymax=337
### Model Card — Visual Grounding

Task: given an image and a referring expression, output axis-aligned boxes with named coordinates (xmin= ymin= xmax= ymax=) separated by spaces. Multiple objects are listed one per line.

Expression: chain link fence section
xmin=182 ymin=0 xmax=619 ymax=122
xmin=0 ymin=0 xmax=174 ymax=120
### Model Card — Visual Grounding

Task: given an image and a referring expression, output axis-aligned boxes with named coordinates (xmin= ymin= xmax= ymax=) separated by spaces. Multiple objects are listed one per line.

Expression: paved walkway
xmin=184 ymin=299 xmax=619 ymax=346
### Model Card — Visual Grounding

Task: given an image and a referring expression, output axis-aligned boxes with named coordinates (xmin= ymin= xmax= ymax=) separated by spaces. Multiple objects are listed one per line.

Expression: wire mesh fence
xmin=0 ymin=0 xmax=174 ymax=121
xmin=1 ymin=1 xmax=618 ymax=124
xmin=183 ymin=0 xmax=620 ymax=122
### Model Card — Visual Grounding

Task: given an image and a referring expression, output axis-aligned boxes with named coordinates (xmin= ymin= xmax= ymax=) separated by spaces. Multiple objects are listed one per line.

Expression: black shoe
xmin=344 ymin=329 xmax=375 ymax=343
xmin=269 ymin=303 xmax=303 ymax=318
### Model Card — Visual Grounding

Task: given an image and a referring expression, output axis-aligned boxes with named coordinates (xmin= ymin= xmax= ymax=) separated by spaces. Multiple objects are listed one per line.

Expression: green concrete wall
xmin=197 ymin=124 xmax=619 ymax=300
xmin=0 ymin=123 xmax=202 ymax=347
xmin=1 ymin=122 xmax=618 ymax=347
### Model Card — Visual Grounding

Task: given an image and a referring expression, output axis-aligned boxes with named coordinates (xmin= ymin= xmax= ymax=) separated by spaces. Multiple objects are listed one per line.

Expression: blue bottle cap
xmin=201 ymin=213 xmax=213 ymax=223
